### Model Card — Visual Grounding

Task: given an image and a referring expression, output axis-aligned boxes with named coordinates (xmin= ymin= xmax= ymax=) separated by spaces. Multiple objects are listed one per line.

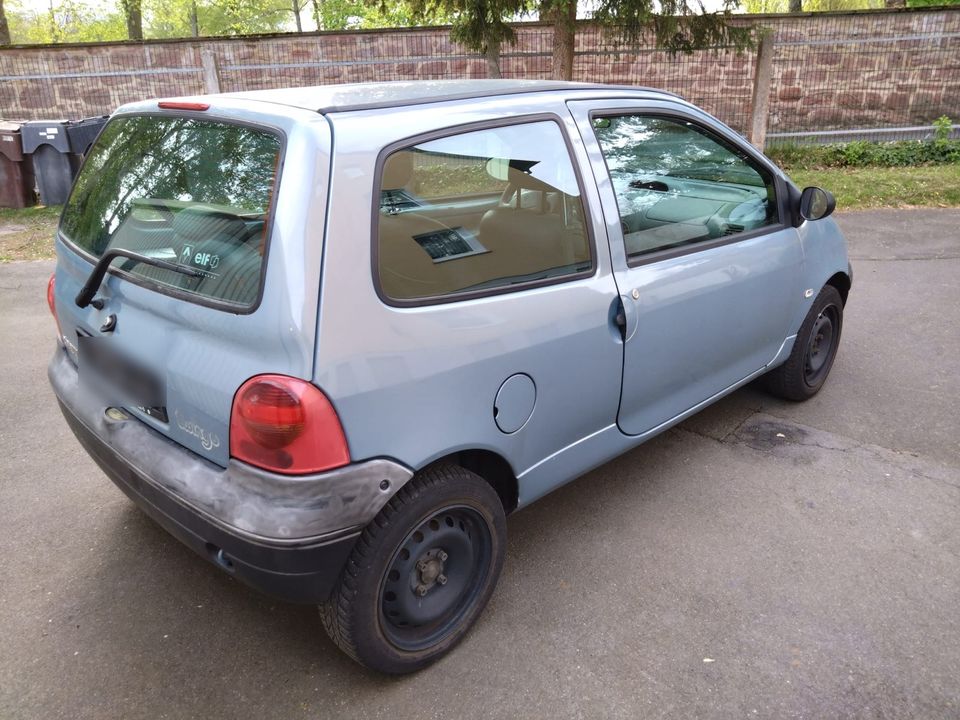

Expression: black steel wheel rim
xmin=804 ymin=304 xmax=838 ymax=386
xmin=379 ymin=504 xmax=493 ymax=652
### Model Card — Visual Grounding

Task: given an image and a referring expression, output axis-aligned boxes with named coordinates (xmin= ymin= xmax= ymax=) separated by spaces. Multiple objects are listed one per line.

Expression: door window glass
xmin=592 ymin=115 xmax=778 ymax=259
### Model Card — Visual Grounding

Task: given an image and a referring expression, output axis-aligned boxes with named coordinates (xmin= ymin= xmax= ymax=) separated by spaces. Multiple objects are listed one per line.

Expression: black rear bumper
xmin=51 ymin=350 xmax=359 ymax=604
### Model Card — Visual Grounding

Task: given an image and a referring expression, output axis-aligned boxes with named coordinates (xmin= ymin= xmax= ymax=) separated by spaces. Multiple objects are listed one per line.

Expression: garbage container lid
xmin=66 ymin=115 xmax=109 ymax=154
xmin=0 ymin=122 xmax=25 ymax=162
xmin=71 ymin=115 xmax=109 ymax=126
xmin=21 ymin=120 xmax=72 ymax=154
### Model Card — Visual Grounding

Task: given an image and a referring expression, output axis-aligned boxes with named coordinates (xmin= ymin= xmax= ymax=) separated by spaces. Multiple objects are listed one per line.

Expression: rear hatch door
xmin=52 ymin=102 xmax=331 ymax=467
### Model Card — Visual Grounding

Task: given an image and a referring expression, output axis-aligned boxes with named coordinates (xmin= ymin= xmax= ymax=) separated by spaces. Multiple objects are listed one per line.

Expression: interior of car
xmin=593 ymin=115 xmax=778 ymax=258
xmin=377 ymin=147 xmax=591 ymax=301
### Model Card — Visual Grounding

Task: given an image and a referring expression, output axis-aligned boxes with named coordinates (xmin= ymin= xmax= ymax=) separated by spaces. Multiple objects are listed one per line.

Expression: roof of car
xmin=220 ymin=79 xmax=679 ymax=114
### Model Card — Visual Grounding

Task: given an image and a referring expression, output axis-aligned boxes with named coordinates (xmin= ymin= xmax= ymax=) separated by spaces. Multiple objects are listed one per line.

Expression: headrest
xmin=382 ymin=152 xmax=414 ymax=190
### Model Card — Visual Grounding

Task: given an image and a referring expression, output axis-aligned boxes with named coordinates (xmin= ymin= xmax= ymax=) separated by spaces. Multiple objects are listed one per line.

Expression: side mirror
xmin=799 ymin=186 xmax=836 ymax=221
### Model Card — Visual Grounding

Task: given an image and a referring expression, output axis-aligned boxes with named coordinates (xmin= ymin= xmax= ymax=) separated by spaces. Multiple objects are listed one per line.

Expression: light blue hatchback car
xmin=48 ymin=79 xmax=851 ymax=673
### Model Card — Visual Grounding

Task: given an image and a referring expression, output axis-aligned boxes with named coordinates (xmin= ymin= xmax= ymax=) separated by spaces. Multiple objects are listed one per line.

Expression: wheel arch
xmin=826 ymin=270 xmax=851 ymax=306
xmin=423 ymin=449 xmax=519 ymax=516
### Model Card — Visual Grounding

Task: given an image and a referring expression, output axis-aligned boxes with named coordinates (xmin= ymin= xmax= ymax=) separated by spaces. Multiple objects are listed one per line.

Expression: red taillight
xmin=47 ymin=272 xmax=62 ymax=338
xmin=230 ymin=375 xmax=350 ymax=475
xmin=47 ymin=272 xmax=56 ymax=315
xmin=158 ymin=101 xmax=210 ymax=111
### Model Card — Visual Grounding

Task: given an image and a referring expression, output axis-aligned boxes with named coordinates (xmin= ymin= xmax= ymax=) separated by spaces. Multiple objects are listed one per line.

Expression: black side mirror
xmin=799 ymin=186 xmax=836 ymax=221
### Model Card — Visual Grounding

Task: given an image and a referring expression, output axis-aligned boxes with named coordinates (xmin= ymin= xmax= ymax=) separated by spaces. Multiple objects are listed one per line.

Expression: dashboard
xmin=612 ymin=171 xmax=774 ymax=256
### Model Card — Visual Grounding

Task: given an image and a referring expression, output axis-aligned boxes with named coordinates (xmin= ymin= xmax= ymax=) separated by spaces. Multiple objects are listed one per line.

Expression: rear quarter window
xmin=59 ymin=115 xmax=282 ymax=309
xmin=376 ymin=120 xmax=593 ymax=304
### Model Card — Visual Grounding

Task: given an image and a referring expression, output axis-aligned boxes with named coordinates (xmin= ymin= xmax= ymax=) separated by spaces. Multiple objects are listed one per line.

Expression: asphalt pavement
xmin=1 ymin=209 xmax=958 ymax=719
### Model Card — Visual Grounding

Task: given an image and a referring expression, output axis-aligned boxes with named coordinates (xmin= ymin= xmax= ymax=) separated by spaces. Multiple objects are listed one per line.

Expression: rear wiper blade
xmin=75 ymin=248 xmax=203 ymax=308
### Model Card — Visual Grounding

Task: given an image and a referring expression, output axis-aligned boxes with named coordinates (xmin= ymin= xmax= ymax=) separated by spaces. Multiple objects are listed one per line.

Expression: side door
xmin=569 ymin=100 xmax=803 ymax=437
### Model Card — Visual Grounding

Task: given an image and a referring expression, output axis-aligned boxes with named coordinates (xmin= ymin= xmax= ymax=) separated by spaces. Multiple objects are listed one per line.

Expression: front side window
xmin=60 ymin=116 xmax=282 ymax=308
xmin=376 ymin=121 xmax=592 ymax=302
xmin=592 ymin=115 xmax=778 ymax=260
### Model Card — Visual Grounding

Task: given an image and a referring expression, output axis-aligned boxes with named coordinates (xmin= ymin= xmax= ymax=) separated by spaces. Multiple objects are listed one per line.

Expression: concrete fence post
xmin=200 ymin=49 xmax=221 ymax=95
xmin=749 ymin=36 xmax=775 ymax=151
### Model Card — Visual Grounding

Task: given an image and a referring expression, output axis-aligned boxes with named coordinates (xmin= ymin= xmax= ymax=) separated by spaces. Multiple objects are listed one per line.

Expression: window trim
xmin=371 ymin=113 xmax=599 ymax=308
xmin=588 ymin=108 xmax=791 ymax=270
xmin=57 ymin=111 xmax=287 ymax=315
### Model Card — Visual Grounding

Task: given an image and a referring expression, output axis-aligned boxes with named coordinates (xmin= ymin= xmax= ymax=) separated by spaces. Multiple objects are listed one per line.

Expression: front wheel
xmin=765 ymin=284 xmax=844 ymax=401
xmin=320 ymin=464 xmax=506 ymax=674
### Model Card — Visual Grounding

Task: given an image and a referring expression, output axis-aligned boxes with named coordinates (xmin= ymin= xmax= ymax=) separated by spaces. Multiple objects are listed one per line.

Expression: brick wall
xmin=0 ymin=8 xmax=957 ymax=137
xmin=767 ymin=10 xmax=960 ymax=132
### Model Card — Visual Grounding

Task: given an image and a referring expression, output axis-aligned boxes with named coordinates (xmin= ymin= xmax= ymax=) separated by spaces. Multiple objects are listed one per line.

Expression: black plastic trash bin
xmin=0 ymin=122 xmax=37 ymax=209
xmin=22 ymin=120 xmax=83 ymax=206
xmin=67 ymin=115 xmax=108 ymax=156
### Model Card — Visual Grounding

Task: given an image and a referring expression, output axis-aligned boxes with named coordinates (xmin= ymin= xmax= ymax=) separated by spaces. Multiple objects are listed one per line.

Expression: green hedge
xmin=767 ymin=116 xmax=960 ymax=170
xmin=767 ymin=138 xmax=960 ymax=170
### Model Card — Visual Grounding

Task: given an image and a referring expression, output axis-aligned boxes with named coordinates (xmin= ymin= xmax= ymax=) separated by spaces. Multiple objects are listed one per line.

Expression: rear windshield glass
xmin=60 ymin=115 xmax=281 ymax=308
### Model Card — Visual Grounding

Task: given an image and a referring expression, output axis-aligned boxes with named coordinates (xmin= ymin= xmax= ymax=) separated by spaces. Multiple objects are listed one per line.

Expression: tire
xmin=765 ymin=284 xmax=844 ymax=402
xmin=319 ymin=463 xmax=506 ymax=674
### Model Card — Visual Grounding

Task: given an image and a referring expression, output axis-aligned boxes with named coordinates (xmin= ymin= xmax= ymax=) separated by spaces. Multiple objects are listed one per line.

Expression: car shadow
xmin=79 ymin=380 xmax=780 ymax=693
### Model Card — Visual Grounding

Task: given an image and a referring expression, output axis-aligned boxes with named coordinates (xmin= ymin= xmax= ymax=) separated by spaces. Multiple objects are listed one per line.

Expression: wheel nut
xmin=437 ymin=574 xmax=447 ymax=586
xmin=416 ymin=585 xmax=427 ymax=597
xmin=438 ymin=551 xmax=448 ymax=562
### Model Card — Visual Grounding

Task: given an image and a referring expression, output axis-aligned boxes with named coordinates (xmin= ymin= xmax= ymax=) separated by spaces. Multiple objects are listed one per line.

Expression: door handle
xmin=610 ymin=294 xmax=638 ymax=343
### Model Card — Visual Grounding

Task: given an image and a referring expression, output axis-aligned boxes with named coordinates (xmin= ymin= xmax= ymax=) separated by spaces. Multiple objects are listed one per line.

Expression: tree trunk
xmin=48 ymin=0 xmax=58 ymax=41
xmin=485 ymin=36 xmax=502 ymax=79
xmin=550 ymin=0 xmax=576 ymax=81
xmin=788 ymin=0 xmax=802 ymax=12
xmin=189 ymin=0 xmax=199 ymax=37
xmin=123 ymin=0 xmax=143 ymax=40
xmin=0 ymin=0 xmax=11 ymax=46
xmin=292 ymin=0 xmax=303 ymax=32
xmin=311 ymin=0 xmax=322 ymax=30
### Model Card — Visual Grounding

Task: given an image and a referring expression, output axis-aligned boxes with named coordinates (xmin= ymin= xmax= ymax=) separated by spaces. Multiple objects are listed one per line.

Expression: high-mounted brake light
xmin=230 ymin=375 xmax=350 ymax=475
xmin=158 ymin=101 xmax=210 ymax=111
xmin=47 ymin=272 xmax=62 ymax=339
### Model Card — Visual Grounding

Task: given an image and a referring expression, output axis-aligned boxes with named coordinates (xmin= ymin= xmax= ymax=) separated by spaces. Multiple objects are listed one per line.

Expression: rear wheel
xmin=765 ymin=285 xmax=844 ymax=401
xmin=320 ymin=464 xmax=506 ymax=674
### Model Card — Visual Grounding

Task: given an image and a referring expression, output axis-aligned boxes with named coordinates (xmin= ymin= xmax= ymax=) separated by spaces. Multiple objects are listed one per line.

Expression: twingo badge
xmin=174 ymin=410 xmax=221 ymax=451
